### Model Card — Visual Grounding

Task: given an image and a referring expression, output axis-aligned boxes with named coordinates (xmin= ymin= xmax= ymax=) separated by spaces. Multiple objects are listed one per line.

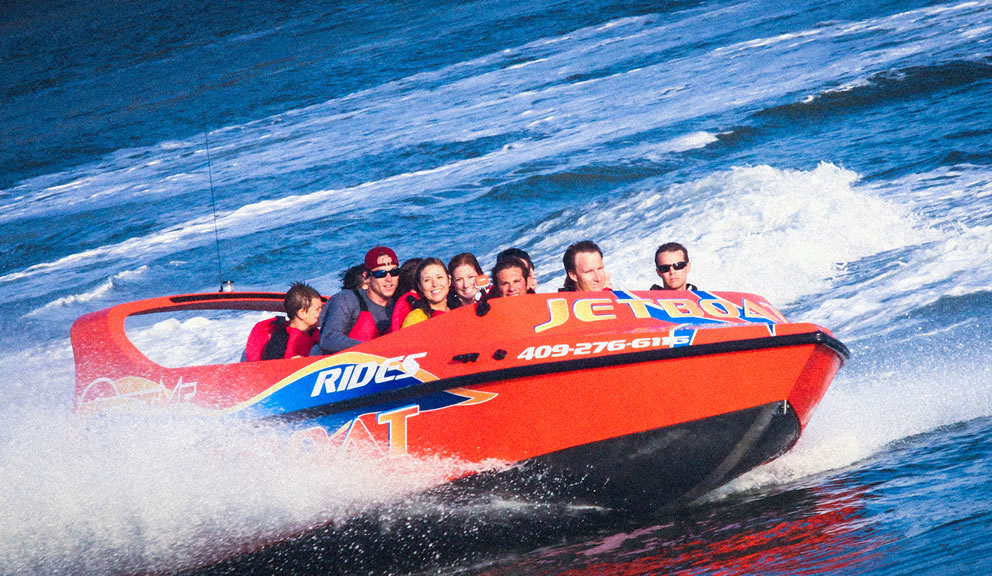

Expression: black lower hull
xmin=437 ymin=401 xmax=801 ymax=512
xmin=188 ymin=402 xmax=802 ymax=575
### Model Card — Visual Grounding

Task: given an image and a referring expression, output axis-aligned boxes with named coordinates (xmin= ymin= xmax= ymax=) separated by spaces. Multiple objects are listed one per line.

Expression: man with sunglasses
xmin=319 ymin=246 xmax=400 ymax=354
xmin=650 ymin=242 xmax=697 ymax=291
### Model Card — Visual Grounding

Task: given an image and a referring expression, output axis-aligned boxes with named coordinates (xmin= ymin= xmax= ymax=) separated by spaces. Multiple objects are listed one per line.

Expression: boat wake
xmin=0 ymin=406 xmax=493 ymax=575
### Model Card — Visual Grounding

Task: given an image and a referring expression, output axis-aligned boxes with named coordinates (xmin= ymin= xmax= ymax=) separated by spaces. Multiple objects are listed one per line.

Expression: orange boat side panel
xmin=71 ymin=291 xmax=846 ymax=454
xmin=787 ymin=346 xmax=844 ymax=428
xmin=403 ymin=346 xmax=814 ymax=461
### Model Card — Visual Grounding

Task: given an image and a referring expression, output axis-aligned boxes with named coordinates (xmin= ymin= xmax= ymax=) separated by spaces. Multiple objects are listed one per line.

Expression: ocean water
xmin=1 ymin=0 xmax=991 ymax=573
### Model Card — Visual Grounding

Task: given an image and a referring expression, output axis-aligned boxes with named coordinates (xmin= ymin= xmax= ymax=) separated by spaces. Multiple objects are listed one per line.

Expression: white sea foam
xmin=718 ymin=339 xmax=992 ymax=496
xmin=0 ymin=405 xmax=492 ymax=575
xmin=807 ymin=223 xmax=992 ymax=338
xmin=716 ymin=28 xmax=824 ymax=54
xmin=659 ymin=131 xmax=718 ymax=153
xmin=526 ymin=162 xmax=933 ymax=315
xmin=504 ymin=57 xmax=548 ymax=70
xmin=0 ymin=340 xmax=77 ymax=410
xmin=798 ymin=163 xmax=992 ymax=337
xmin=127 ymin=310 xmax=272 ymax=368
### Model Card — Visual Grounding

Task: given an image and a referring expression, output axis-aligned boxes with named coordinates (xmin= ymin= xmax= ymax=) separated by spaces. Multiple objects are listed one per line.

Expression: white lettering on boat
xmin=310 ymin=352 xmax=428 ymax=397
xmin=517 ymin=333 xmax=693 ymax=360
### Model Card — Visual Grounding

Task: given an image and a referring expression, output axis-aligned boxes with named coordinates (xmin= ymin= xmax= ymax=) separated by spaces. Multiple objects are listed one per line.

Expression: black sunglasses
xmin=369 ymin=268 xmax=401 ymax=279
xmin=656 ymin=261 xmax=688 ymax=273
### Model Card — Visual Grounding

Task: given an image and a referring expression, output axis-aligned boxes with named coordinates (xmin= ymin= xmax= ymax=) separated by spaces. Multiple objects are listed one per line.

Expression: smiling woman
xmin=401 ymin=257 xmax=452 ymax=328
xmin=448 ymin=252 xmax=485 ymax=307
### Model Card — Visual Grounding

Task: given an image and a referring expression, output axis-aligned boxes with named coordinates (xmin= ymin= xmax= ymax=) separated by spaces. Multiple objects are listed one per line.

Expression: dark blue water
xmin=2 ymin=0 xmax=991 ymax=573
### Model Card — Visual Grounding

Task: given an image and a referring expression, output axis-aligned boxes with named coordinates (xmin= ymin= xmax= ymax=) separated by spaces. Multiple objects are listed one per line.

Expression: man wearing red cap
xmin=319 ymin=246 xmax=400 ymax=354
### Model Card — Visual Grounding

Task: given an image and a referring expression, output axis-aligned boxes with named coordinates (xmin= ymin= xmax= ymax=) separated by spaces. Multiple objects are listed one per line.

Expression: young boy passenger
xmin=244 ymin=282 xmax=322 ymax=361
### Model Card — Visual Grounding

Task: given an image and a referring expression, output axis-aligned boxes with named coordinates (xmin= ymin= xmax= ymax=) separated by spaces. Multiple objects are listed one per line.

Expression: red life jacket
xmin=261 ymin=318 xmax=291 ymax=361
xmin=281 ymin=325 xmax=320 ymax=359
xmin=244 ymin=316 xmax=282 ymax=362
xmin=390 ymin=291 xmax=420 ymax=333
xmin=248 ymin=317 xmax=320 ymax=361
xmin=347 ymin=289 xmax=382 ymax=342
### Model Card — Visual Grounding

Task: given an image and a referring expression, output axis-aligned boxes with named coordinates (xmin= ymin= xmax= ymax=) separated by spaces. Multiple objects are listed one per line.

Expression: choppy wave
xmin=28 ymin=266 xmax=150 ymax=316
xmin=756 ymin=59 xmax=992 ymax=120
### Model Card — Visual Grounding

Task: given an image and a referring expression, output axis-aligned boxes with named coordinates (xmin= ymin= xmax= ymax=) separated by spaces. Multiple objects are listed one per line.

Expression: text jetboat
xmin=71 ymin=289 xmax=848 ymax=510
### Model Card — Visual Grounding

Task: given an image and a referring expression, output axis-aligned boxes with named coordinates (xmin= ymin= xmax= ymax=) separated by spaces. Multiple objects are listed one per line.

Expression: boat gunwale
xmin=266 ymin=330 xmax=848 ymax=423
xmin=73 ymin=292 xmax=848 ymax=422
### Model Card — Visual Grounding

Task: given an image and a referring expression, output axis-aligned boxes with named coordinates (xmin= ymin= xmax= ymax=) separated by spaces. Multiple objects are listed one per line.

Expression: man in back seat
xmin=559 ymin=240 xmax=611 ymax=292
xmin=650 ymin=242 xmax=698 ymax=291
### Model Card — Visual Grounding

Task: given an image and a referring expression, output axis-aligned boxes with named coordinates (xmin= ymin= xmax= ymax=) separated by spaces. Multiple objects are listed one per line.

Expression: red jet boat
xmin=71 ymin=289 xmax=848 ymax=511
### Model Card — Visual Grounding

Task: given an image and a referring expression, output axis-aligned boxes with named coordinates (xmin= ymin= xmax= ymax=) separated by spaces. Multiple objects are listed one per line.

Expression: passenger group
xmin=246 ymin=241 xmax=696 ymax=361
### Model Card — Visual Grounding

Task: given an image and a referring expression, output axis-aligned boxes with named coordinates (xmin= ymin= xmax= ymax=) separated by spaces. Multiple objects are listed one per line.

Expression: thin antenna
xmin=198 ymin=88 xmax=233 ymax=292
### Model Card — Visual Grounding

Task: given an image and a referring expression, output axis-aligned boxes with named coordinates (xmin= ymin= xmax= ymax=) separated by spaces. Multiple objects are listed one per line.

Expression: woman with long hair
xmin=447 ymin=252 xmax=486 ymax=308
xmin=401 ymin=257 xmax=452 ymax=328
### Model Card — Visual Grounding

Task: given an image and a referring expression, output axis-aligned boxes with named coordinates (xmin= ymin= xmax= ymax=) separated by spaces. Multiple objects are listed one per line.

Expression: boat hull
xmin=71 ymin=290 xmax=847 ymax=512
xmin=440 ymin=401 xmax=799 ymax=510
